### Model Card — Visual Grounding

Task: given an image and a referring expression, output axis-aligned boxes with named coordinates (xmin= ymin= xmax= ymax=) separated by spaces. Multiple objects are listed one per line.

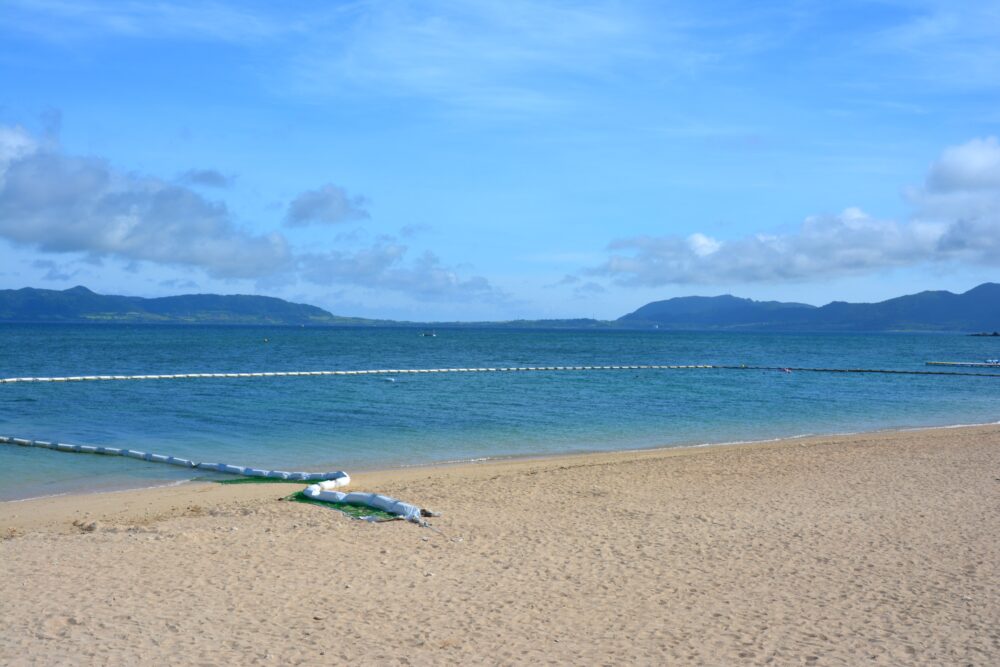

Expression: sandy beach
xmin=1 ymin=425 xmax=998 ymax=665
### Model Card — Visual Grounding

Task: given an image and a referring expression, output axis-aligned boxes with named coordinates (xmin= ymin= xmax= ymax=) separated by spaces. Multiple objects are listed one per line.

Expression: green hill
xmin=617 ymin=283 xmax=1000 ymax=332
xmin=0 ymin=286 xmax=378 ymax=326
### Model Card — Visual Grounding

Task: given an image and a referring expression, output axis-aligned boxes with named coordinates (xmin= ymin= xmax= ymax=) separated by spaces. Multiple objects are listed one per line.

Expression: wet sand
xmin=1 ymin=425 xmax=998 ymax=665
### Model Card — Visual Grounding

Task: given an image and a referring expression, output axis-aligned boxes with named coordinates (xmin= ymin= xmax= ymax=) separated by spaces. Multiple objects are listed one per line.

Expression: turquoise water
xmin=1 ymin=324 xmax=998 ymax=501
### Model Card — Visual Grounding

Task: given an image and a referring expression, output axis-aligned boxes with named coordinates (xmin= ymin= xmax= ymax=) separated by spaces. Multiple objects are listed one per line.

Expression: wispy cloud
xmin=178 ymin=168 xmax=233 ymax=188
xmin=158 ymin=278 xmax=200 ymax=290
xmin=32 ymin=259 xmax=78 ymax=282
xmin=5 ymin=0 xmax=877 ymax=120
xmin=2 ymin=0 xmax=297 ymax=43
xmin=545 ymin=274 xmax=580 ymax=288
xmin=299 ymin=243 xmax=503 ymax=302
xmin=865 ymin=1 xmax=1000 ymax=89
xmin=573 ymin=281 xmax=605 ymax=297
xmin=284 ymin=0 xmax=686 ymax=115
xmin=593 ymin=136 xmax=1000 ymax=286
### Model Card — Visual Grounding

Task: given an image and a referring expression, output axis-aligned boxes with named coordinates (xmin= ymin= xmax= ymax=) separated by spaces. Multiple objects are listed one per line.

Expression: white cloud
xmin=0 ymin=130 xmax=293 ymax=279
xmin=687 ymin=232 xmax=721 ymax=257
xmin=0 ymin=124 xmax=502 ymax=303
xmin=912 ymin=136 xmax=1000 ymax=259
xmin=595 ymin=136 xmax=1000 ymax=286
xmin=0 ymin=125 xmax=37 ymax=180
xmin=925 ymin=136 xmax=1000 ymax=192
xmin=285 ymin=183 xmax=369 ymax=226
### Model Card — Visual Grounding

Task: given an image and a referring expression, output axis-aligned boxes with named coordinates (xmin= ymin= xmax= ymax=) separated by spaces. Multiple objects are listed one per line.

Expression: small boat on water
xmin=420 ymin=331 xmax=437 ymax=337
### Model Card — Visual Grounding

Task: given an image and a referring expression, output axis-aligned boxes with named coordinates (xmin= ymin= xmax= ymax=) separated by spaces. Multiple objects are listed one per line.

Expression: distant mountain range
xmin=616 ymin=283 xmax=1000 ymax=332
xmin=0 ymin=286 xmax=379 ymax=326
xmin=0 ymin=283 xmax=998 ymax=332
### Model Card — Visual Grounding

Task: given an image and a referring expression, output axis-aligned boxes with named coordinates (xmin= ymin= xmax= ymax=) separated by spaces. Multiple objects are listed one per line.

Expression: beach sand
xmin=1 ymin=425 xmax=998 ymax=665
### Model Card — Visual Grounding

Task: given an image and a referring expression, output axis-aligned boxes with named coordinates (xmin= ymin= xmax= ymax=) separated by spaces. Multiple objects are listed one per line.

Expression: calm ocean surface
xmin=2 ymin=324 xmax=998 ymax=501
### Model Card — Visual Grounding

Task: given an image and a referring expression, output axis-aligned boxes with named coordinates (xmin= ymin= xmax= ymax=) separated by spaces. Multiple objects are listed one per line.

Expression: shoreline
xmin=3 ymin=421 xmax=998 ymax=534
xmin=2 ymin=423 xmax=998 ymax=664
xmin=3 ymin=417 xmax=999 ymax=508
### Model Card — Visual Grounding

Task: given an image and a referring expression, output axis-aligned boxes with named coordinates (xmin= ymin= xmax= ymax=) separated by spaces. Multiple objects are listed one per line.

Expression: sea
xmin=1 ymin=324 xmax=998 ymax=501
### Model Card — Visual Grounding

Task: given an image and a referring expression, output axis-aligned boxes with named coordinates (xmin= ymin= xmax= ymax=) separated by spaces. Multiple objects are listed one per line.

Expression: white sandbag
xmin=378 ymin=497 xmax=421 ymax=522
xmin=326 ymin=472 xmax=350 ymax=484
xmin=304 ymin=472 xmax=342 ymax=481
xmin=335 ymin=491 xmax=423 ymax=522
xmin=302 ymin=485 xmax=346 ymax=502
xmin=0 ymin=434 xmax=436 ymax=521
xmin=316 ymin=475 xmax=350 ymax=489
xmin=354 ymin=492 xmax=392 ymax=511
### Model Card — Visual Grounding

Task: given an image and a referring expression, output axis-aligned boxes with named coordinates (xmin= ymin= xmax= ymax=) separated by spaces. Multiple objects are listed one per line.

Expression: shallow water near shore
xmin=1 ymin=324 xmax=999 ymax=500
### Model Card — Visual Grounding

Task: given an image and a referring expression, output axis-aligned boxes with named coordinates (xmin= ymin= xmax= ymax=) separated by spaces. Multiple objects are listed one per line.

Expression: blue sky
xmin=1 ymin=1 xmax=998 ymax=320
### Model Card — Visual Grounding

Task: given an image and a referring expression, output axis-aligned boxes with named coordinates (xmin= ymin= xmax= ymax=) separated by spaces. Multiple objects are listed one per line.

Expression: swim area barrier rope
xmin=1 ymin=362 xmax=999 ymax=384
xmin=4 ymin=362 xmax=997 ymax=522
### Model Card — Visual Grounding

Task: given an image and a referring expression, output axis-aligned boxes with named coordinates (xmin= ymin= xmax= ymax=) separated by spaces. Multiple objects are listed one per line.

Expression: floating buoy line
xmin=0 ymin=365 xmax=704 ymax=383
xmin=2 ymin=362 xmax=999 ymax=385
xmin=4 ymin=362 xmax=997 ymax=523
